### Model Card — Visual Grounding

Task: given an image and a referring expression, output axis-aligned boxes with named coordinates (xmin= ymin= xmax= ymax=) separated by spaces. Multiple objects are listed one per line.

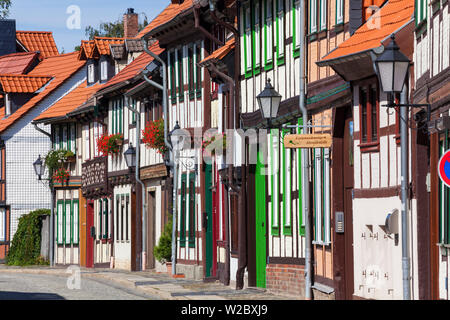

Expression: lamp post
xmin=256 ymin=79 xmax=282 ymax=129
xmin=169 ymin=122 xmax=181 ymax=276
xmin=375 ymin=34 xmax=430 ymax=300
xmin=34 ymin=154 xmax=54 ymax=267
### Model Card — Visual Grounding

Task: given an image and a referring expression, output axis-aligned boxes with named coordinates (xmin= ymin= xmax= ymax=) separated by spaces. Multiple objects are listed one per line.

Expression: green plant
xmin=6 ymin=209 xmax=50 ymax=266
xmin=97 ymin=133 xmax=124 ymax=155
xmin=154 ymin=214 xmax=173 ymax=264
xmin=45 ymin=149 xmax=66 ymax=172
xmin=64 ymin=150 xmax=75 ymax=158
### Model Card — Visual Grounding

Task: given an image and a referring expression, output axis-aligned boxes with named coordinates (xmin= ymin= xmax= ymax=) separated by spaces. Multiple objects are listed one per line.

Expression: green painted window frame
xmin=57 ymin=199 xmax=64 ymax=244
xmin=415 ymin=0 xmax=428 ymax=26
xmin=72 ymin=199 xmax=79 ymax=245
xmin=319 ymin=0 xmax=327 ymax=31
xmin=275 ymin=0 xmax=285 ymax=66
xmin=270 ymin=129 xmax=280 ymax=236
xmin=282 ymin=127 xmax=292 ymax=236
xmin=335 ymin=0 xmax=344 ymax=25
xmin=188 ymin=172 xmax=196 ymax=248
xmin=264 ymin=0 xmax=274 ymax=70
xmin=180 ymin=174 xmax=187 ymax=247
xmin=130 ymin=99 xmax=137 ymax=125
xmin=243 ymin=3 xmax=253 ymax=79
xmin=297 ymin=118 xmax=305 ymax=235
xmin=252 ymin=0 xmax=262 ymax=75
xmin=309 ymin=0 xmax=318 ymax=34
xmin=177 ymin=48 xmax=185 ymax=103
xmin=292 ymin=0 xmax=301 ymax=58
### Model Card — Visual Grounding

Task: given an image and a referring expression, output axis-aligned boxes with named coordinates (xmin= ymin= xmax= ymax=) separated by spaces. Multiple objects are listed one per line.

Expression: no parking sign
xmin=438 ymin=150 xmax=450 ymax=188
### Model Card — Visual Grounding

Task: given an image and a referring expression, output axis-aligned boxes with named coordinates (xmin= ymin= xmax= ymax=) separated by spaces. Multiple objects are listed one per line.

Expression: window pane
xmin=360 ymin=88 xmax=368 ymax=143
xmin=65 ymin=201 xmax=71 ymax=244
xmin=73 ymin=201 xmax=79 ymax=244
xmin=370 ymin=86 xmax=378 ymax=141
xmin=0 ymin=208 xmax=5 ymax=241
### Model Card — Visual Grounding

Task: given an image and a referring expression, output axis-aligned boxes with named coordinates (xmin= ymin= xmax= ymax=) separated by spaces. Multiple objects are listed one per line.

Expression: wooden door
xmin=86 ymin=201 xmax=94 ymax=268
xmin=146 ymin=191 xmax=156 ymax=269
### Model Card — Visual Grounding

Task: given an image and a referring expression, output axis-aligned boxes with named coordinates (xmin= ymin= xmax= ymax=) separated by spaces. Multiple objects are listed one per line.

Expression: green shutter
xmin=119 ymin=98 xmax=123 ymax=134
xmin=292 ymin=0 xmax=300 ymax=58
xmin=270 ymin=129 xmax=279 ymax=236
xmin=57 ymin=200 xmax=64 ymax=244
xmin=103 ymin=198 xmax=108 ymax=239
xmin=243 ymin=4 xmax=253 ymax=79
xmin=73 ymin=199 xmax=79 ymax=245
xmin=282 ymin=127 xmax=292 ymax=235
xmin=275 ymin=0 xmax=285 ymax=66
xmin=252 ymin=1 xmax=261 ymax=75
xmin=264 ymin=0 xmax=274 ymax=70
xmin=180 ymin=174 xmax=187 ymax=247
xmin=188 ymin=172 xmax=196 ymax=248
xmin=297 ymin=118 xmax=305 ymax=235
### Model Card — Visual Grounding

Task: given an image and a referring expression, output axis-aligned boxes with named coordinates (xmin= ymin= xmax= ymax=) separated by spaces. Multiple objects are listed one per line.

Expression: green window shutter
xmin=103 ymin=198 xmax=108 ymax=239
xmin=252 ymin=1 xmax=261 ymax=75
xmin=275 ymin=0 xmax=285 ymax=66
xmin=264 ymin=0 xmax=274 ymax=70
xmin=188 ymin=172 xmax=196 ymax=248
xmin=243 ymin=4 xmax=253 ymax=78
xmin=292 ymin=0 xmax=300 ymax=58
xmin=188 ymin=45 xmax=194 ymax=100
xmin=178 ymin=49 xmax=184 ymax=103
xmin=170 ymin=51 xmax=177 ymax=104
xmin=297 ymin=118 xmax=305 ymax=235
xmin=180 ymin=174 xmax=187 ymax=247
xmin=57 ymin=200 xmax=64 ymax=244
xmin=282 ymin=128 xmax=292 ymax=235
xmin=270 ymin=129 xmax=280 ymax=236
xmin=73 ymin=199 xmax=79 ymax=245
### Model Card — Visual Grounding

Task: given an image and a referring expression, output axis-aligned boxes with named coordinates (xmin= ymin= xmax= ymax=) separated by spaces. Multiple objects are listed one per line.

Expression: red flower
xmin=97 ymin=133 xmax=123 ymax=156
xmin=142 ymin=119 xmax=167 ymax=155
xmin=53 ymin=168 xmax=70 ymax=184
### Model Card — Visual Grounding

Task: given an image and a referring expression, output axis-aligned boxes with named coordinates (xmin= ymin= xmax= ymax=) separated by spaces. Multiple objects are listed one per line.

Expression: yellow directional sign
xmin=284 ymin=134 xmax=332 ymax=149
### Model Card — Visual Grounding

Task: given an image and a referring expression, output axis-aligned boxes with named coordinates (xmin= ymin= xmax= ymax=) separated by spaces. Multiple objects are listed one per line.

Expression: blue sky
xmin=10 ymin=0 xmax=168 ymax=53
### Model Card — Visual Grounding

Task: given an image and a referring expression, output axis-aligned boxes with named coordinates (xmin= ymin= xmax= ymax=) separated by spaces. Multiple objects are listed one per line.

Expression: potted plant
xmin=53 ymin=168 xmax=70 ymax=184
xmin=142 ymin=119 xmax=167 ymax=155
xmin=154 ymin=214 xmax=172 ymax=273
xmin=64 ymin=150 xmax=76 ymax=163
xmin=97 ymin=133 xmax=124 ymax=156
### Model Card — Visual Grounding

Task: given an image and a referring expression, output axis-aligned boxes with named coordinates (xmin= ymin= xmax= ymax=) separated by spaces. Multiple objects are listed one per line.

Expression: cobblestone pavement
xmin=0 ymin=265 xmax=300 ymax=300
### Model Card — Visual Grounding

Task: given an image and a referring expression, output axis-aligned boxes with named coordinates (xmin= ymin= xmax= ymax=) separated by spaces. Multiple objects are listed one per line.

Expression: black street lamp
xmin=169 ymin=121 xmax=185 ymax=151
xmin=33 ymin=155 xmax=45 ymax=180
xmin=257 ymin=79 xmax=282 ymax=128
xmin=124 ymin=143 xmax=136 ymax=169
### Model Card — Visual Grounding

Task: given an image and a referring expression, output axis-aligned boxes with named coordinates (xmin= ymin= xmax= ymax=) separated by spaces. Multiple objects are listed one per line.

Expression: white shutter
xmin=57 ymin=202 xmax=64 ymax=244
xmin=73 ymin=201 xmax=79 ymax=244
xmin=88 ymin=64 xmax=95 ymax=83
xmin=65 ymin=201 xmax=71 ymax=244
xmin=272 ymin=131 xmax=279 ymax=228
xmin=295 ymin=0 xmax=301 ymax=48
xmin=0 ymin=208 xmax=5 ymax=242
xmin=284 ymin=147 xmax=291 ymax=227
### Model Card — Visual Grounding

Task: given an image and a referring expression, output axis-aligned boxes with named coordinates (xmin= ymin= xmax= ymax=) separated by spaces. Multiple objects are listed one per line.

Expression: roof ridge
xmin=16 ymin=30 xmax=53 ymax=34
xmin=41 ymin=51 xmax=79 ymax=60
xmin=94 ymin=36 xmax=125 ymax=40
xmin=0 ymin=52 xmax=37 ymax=59
xmin=0 ymin=74 xmax=52 ymax=78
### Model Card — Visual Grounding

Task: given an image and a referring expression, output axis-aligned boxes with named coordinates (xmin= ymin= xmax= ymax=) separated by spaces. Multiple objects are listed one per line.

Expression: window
xmin=129 ymin=99 xmax=137 ymax=125
xmin=415 ymin=0 xmax=427 ymax=26
xmin=88 ymin=63 xmax=95 ymax=83
xmin=84 ymin=124 xmax=90 ymax=160
xmin=310 ymin=0 xmax=318 ymax=33
xmin=276 ymin=0 xmax=285 ymax=65
xmin=188 ymin=172 xmax=196 ymax=248
xmin=243 ymin=4 xmax=253 ymax=78
xmin=115 ymin=194 xmax=130 ymax=242
xmin=56 ymin=199 xmax=79 ymax=245
xmin=359 ymin=84 xmax=379 ymax=149
xmin=297 ymin=118 xmax=305 ymax=235
xmin=4 ymin=94 xmax=11 ymax=117
xmin=293 ymin=0 xmax=301 ymax=57
xmin=53 ymin=124 xmax=76 ymax=154
xmin=180 ymin=174 xmax=187 ymax=247
xmin=98 ymin=200 xmax=103 ymax=240
xmin=282 ymin=128 xmax=292 ymax=235
xmin=270 ymin=129 xmax=279 ymax=236
xmin=264 ymin=0 xmax=274 ymax=69
xmin=111 ymin=98 xmax=124 ymax=134
xmin=188 ymin=45 xmax=195 ymax=100
xmin=313 ymin=148 xmax=331 ymax=245
xmin=253 ymin=1 xmax=261 ymax=74
xmin=103 ymin=198 xmax=109 ymax=239
xmin=0 ymin=208 xmax=5 ymax=242
xmin=169 ymin=51 xmax=177 ymax=104
xmin=319 ymin=0 xmax=327 ymax=31
xmin=93 ymin=122 xmax=103 ymax=158
xmin=100 ymin=60 xmax=108 ymax=81
xmin=177 ymin=49 xmax=184 ymax=103
xmin=336 ymin=0 xmax=344 ymax=25
xmin=195 ymin=43 xmax=202 ymax=98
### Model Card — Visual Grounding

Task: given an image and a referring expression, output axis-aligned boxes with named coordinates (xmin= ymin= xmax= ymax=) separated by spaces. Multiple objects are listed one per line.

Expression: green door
xmin=255 ymin=150 xmax=267 ymax=288
xmin=205 ymin=164 xmax=213 ymax=277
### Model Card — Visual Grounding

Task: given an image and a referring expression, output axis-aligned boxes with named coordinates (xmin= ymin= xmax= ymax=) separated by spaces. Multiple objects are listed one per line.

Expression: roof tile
xmin=94 ymin=37 xmax=125 ymax=56
xmin=16 ymin=31 xmax=59 ymax=59
xmin=0 ymin=52 xmax=39 ymax=74
xmin=0 ymin=74 xmax=52 ymax=93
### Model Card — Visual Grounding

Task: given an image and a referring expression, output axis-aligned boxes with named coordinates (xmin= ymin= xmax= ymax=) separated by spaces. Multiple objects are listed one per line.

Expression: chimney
xmin=123 ymin=8 xmax=139 ymax=39
xmin=0 ymin=19 xmax=16 ymax=56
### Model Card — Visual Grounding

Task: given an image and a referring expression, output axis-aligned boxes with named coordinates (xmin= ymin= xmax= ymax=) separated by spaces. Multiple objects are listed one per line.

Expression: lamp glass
xmin=33 ymin=155 xmax=45 ymax=178
xmin=256 ymin=79 xmax=282 ymax=122
xmin=377 ymin=61 xmax=394 ymax=93
xmin=393 ymin=61 xmax=409 ymax=92
xmin=124 ymin=144 xmax=136 ymax=168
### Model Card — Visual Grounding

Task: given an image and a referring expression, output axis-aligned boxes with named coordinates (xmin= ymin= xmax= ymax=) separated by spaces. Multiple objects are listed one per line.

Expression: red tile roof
xmin=0 ymin=52 xmax=39 ymax=74
xmin=94 ymin=37 xmax=125 ymax=56
xmin=78 ymin=40 xmax=97 ymax=60
xmin=100 ymin=41 xmax=164 ymax=89
xmin=199 ymin=38 xmax=235 ymax=66
xmin=16 ymin=31 xmax=59 ymax=59
xmin=34 ymin=81 xmax=103 ymax=122
xmin=0 ymin=52 xmax=85 ymax=133
xmin=136 ymin=0 xmax=193 ymax=38
xmin=0 ymin=74 xmax=52 ymax=93
xmin=320 ymin=0 xmax=414 ymax=63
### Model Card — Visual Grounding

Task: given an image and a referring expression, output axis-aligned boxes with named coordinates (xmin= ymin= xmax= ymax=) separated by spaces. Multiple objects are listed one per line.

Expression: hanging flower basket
xmin=64 ymin=150 xmax=76 ymax=163
xmin=53 ymin=168 xmax=70 ymax=184
xmin=97 ymin=133 xmax=124 ymax=156
xmin=142 ymin=119 xmax=167 ymax=155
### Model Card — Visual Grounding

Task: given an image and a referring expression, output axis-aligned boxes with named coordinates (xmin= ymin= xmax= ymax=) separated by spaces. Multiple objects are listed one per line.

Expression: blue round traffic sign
xmin=438 ymin=150 xmax=450 ymax=188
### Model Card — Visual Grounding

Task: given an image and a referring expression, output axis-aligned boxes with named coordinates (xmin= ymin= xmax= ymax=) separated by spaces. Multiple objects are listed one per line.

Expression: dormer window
xmin=101 ymin=60 xmax=108 ymax=81
xmin=88 ymin=63 xmax=95 ymax=83
xmin=4 ymin=94 xmax=11 ymax=117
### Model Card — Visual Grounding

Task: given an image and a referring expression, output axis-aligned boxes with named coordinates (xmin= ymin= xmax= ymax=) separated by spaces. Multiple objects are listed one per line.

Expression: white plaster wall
xmin=113 ymin=184 xmax=132 ymax=270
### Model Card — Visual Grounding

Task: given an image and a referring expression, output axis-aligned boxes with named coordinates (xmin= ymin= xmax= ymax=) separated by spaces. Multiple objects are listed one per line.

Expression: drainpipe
xmin=33 ymin=123 xmax=55 ymax=267
xmin=124 ymin=96 xmax=147 ymax=271
xmin=298 ymin=0 xmax=312 ymax=300
xmin=209 ymin=0 xmax=246 ymax=290
xmin=141 ymin=37 xmax=177 ymax=276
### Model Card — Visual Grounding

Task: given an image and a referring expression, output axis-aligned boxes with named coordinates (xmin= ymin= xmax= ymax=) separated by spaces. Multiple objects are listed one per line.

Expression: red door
xmin=86 ymin=201 xmax=94 ymax=268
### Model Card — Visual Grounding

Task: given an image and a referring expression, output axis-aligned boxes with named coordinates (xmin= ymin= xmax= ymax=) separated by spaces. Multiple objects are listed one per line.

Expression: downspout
xmin=209 ymin=0 xmax=246 ymax=290
xmin=141 ymin=37 xmax=178 ymax=276
xmin=299 ymin=0 xmax=312 ymax=300
xmin=124 ymin=96 xmax=147 ymax=271
xmin=33 ymin=123 xmax=55 ymax=267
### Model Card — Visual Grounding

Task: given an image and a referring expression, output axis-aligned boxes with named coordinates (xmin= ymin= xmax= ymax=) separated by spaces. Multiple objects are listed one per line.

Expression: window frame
xmin=282 ymin=127 xmax=292 ymax=236
xmin=0 ymin=208 xmax=5 ymax=242
xmin=243 ymin=3 xmax=253 ymax=78
xmin=177 ymin=48 xmax=185 ymax=103
xmin=309 ymin=0 xmax=318 ymax=34
xmin=319 ymin=0 xmax=327 ymax=31
xmin=312 ymin=148 xmax=331 ymax=245
xmin=275 ymin=0 xmax=285 ymax=66
xmin=252 ymin=0 xmax=262 ymax=75
xmin=264 ymin=0 xmax=275 ymax=70
xmin=336 ymin=0 xmax=344 ymax=25
xmin=100 ymin=60 xmax=108 ymax=81
xmin=358 ymin=83 xmax=380 ymax=152
xmin=292 ymin=0 xmax=301 ymax=58
xmin=188 ymin=172 xmax=196 ymax=248
xmin=270 ymin=128 xmax=280 ymax=236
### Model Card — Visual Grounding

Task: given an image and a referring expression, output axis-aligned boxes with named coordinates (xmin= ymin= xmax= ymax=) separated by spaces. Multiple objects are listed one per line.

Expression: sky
xmin=9 ymin=0 xmax=169 ymax=53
